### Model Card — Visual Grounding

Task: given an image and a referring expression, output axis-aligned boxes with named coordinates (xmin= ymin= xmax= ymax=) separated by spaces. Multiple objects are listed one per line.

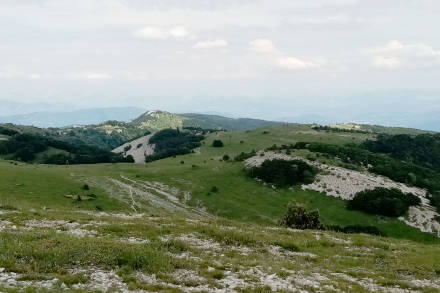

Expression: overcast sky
xmin=1 ymin=0 xmax=439 ymax=129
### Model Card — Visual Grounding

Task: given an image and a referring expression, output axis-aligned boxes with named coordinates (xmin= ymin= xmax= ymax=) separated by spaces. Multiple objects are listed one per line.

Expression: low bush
xmin=280 ymin=202 xmax=384 ymax=236
xmin=347 ymin=187 xmax=421 ymax=217
xmin=279 ymin=202 xmax=321 ymax=229
xmin=249 ymin=159 xmax=317 ymax=186
xmin=212 ymin=140 xmax=224 ymax=147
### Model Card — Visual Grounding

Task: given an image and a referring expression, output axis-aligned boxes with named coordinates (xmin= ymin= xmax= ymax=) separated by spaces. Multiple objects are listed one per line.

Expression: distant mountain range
xmin=0 ymin=107 xmax=146 ymax=128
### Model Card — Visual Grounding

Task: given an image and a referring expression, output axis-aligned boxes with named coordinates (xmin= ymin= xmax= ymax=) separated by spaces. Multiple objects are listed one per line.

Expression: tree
xmin=347 ymin=187 xmax=421 ymax=217
xmin=250 ymin=159 xmax=317 ymax=186
xmin=212 ymin=140 xmax=224 ymax=147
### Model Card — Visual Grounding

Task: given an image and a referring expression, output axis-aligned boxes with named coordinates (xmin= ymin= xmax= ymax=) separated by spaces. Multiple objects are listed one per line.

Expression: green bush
xmin=250 ymin=159 xmax=317 ymax=186
xmin=212 ymin=140 xmax=224 ymax=147
xmin=279 ymin=202 xmax=320 ymax=229
xmin=223 ymin=154 xmax=230 ymax=161
xmin=347 ymin=187 xmax=421 ymax=217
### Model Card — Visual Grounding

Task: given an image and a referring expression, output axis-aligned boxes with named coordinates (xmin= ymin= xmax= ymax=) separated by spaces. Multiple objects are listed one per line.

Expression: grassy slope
xmin=111 ymin=125 xmax=438 ymax=243
xmin=1 ymin=125 xmax=437 ymax=243
xmin=1 ymin=124 xmax=440 ymax=291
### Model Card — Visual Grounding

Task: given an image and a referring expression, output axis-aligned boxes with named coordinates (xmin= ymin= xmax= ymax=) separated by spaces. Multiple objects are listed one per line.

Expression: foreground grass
xmin=1 ymin=206 xmax=440 ymax=292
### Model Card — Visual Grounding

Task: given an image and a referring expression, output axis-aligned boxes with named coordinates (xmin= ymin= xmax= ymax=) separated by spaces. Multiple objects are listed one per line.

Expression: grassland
xmin=1 ymin=124 xmax=440 ymax=292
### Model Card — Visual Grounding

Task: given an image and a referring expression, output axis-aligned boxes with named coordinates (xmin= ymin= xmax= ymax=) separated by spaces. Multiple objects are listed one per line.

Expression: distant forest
xmin=0 ymin=133 xmax=133 ymax=164
xmin=145 ymin=128 xmax=204 ymax=162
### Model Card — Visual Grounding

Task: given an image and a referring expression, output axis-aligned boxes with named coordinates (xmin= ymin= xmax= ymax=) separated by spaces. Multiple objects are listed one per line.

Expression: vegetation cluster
xmin=145 ymin=128 xmax=204 ymax=162
xmin=280 ymin=202 xmax=384 ymax=236
xmin=312 ymin=125 xmax=371 ymax=134
xmin=347 ymin=187 xmax=421 ymax=217
xmin=249 ymin=159 xmax=317 ymax=187
xmin=0 ymin=133 xmax=133 ymax=164
xmin=268 ymin=134 xmax=440 ymax=212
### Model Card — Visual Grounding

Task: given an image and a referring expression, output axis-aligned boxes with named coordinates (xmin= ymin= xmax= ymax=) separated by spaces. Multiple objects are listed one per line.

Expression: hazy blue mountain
xmin=0 ymin=107 xmax=146 ymax=128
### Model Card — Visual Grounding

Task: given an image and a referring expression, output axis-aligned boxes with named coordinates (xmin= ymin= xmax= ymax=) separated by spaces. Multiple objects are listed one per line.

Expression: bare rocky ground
xmin=1 ymin=205 xmax=440 ymax=292
xmin=245 ymin=151 xmax=440 ymax=237
xmin=112 ymin=134 xmax=155 ymax=163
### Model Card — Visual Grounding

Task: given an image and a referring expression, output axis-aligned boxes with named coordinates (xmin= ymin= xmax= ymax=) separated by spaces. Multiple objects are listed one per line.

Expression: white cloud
xmin=133 ymin=25 xmax=192 ymax=40
xmin=372 ymin=56 xmax=402 ymax=69
xmin=249 ymin=38 xmax=328 ymax=70
xmin=249 ymin=38 xmax=279 ymax=54
xmin=28 ymin=74 xmax=42 ymax=80
xmin=132 ymin=26 xmax=167 ymax=39
xmin=193 ymin=39 xmax=228 ymax=49
xmin=169 ymin=26 xmax=190 ymax=38
xmin=74 ymin=72 xmax=112 ymax=80
xmin=277 ymin=56 xmax=328 ymax=70
xmin=368 ymin=40 xmax=440 ymax=69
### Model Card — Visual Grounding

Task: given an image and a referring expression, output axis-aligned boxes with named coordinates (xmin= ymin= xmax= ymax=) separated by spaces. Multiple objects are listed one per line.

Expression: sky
xmin=0 ymin=0 xmax=440 ymax=130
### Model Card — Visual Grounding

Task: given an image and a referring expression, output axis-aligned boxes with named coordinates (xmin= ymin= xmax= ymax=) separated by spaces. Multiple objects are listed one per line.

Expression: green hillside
xmin=1 ymin=124 xmax=440 ymax=291
xmin=0 ymin=120 xmax=440 ymax=292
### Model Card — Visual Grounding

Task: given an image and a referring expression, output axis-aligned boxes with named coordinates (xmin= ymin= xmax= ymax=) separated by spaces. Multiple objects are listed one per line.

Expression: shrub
xmin=234 ymin=150 xmax=256 ymax=162
xmin=279 ymin=202 xmax=321 ymax=230
xmin=250 ymin=159 xmax=317 ymax=186
xmin=347 ymin=187 xmax=421 ymax=217
xmin=82 ymin=184 xmax=89 ymax=190
xmin=211 ymin=186 xmax=219 ymax=193
xmin=212 ymin=140 xmax=224 ymax=147
xmin=223 ymin=154 xmax=230 ymax=161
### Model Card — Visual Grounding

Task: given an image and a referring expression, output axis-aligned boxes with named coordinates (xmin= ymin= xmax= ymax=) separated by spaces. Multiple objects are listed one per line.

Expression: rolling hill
xmin=1 ymin=116 xmax=440 ymax=291
xmin=0 ymin=110 xmax=282 ymax=151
